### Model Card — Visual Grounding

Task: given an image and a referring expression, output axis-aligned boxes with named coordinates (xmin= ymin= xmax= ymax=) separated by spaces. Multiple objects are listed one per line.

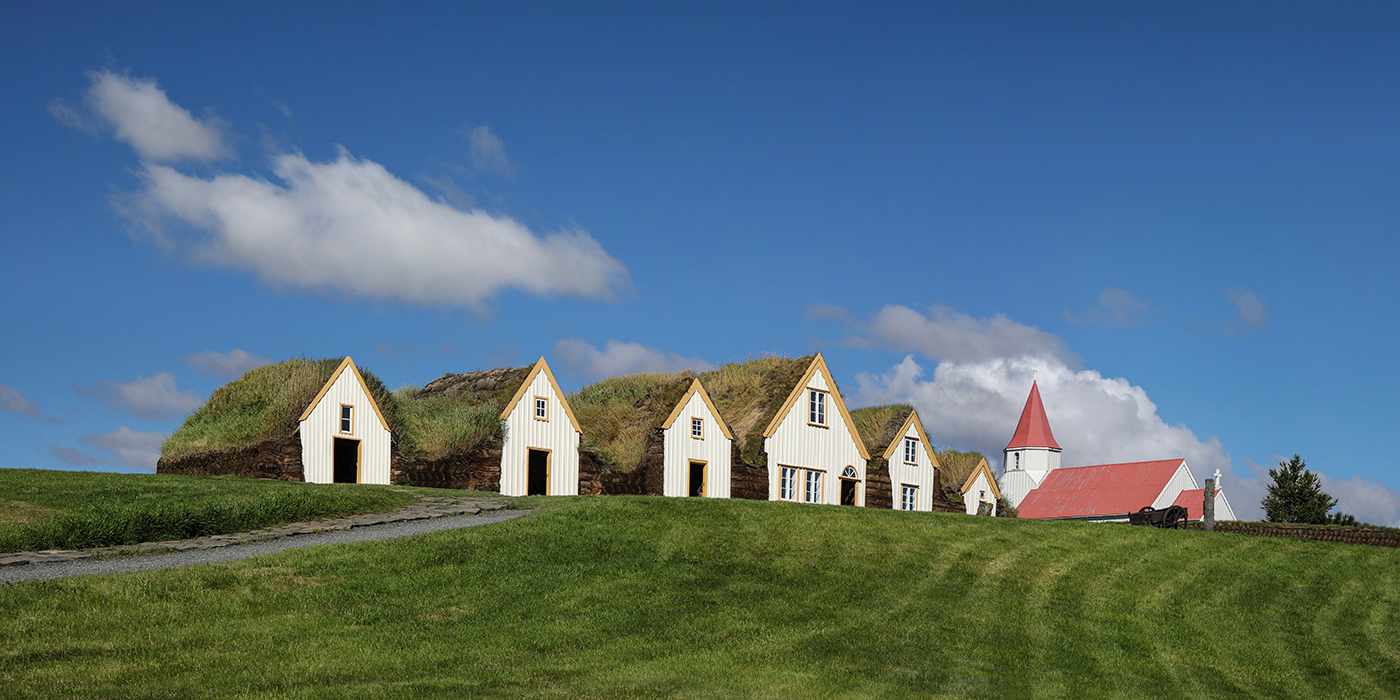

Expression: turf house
xmin=879 ymin=408 xmax=939 ymax=511
xmin=761 ymin=354 xmax=871 ymax=506
xmin=959 ymin=457 xmax=1000 ymax=516
xmin=158 ymin=357 xmax=397 ymax=484
xmin=496 ymin=358 xmax=583 ymax=496
xmin=656 ymin=379 xmax=733 ymax=498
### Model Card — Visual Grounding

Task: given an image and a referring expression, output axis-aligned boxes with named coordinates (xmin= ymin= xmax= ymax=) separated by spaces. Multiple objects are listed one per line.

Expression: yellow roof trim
xmin=661 ymin=379 xmax=735 ymax=440
xmin=297 ymin=357 xmax=391 ymax=432
xmin=499 ymin=357 xmax=582 ymax=433
xmin=761 ymin=354 xmax=871 ymax=460
xmin=880 ymin=410 xmax=938 ymax=468
xmin=961 ymin=458 xmax=1001 ymax=500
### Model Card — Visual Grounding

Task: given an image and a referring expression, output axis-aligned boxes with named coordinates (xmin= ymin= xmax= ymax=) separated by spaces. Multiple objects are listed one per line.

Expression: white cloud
xmin=0 ymin=383 xmax=40 ymax=415
xmin=80 ymin=372 xmax=204 ymax=420
xmin=467 ymin=125 xmax=513 ymax=174
xmin=51 ymin=445 xmax=105 ymax=467
xmin=1320 ymin=473 xmax=1400 ymax=528
xmin=122 ymin=150 xmax=629 ymax=307
xmin=1226 ymin=287 xmax=1267 ymax=331
xmin=554 ymin=339 xmax=715 ymax=379
xmin=79 ymin=427 xmax=166 ymax=471
xmin=828 ymin=304 xmax=1253 ymax=516
xmin=183 ymin=349 xmax=273 ymax=378
xmin=59 ymin=70 xmax=232 ymax=163
xmin=1065 ymin=288 xmax=1147 ymax=327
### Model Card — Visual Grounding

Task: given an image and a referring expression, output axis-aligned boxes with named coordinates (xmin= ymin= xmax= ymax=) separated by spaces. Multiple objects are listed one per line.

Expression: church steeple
xmin=1006 ymin=381 xmax=1060 ymax=451
xmin=999 ymin=381 xmax=1063 ymax=508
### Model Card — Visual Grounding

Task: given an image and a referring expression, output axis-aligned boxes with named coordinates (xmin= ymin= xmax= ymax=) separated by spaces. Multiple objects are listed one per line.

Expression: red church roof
xmin=1005 ymin=382 xmax=1061 ymax=450
xmin=1017 ymin=459 xmax=1186 ymax=519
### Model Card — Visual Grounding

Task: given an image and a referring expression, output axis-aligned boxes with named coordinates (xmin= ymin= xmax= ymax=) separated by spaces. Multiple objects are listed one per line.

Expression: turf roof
xmin=162 ymin=357 xmax=398 ymax=460
xmin=393 ymin=366 xmax=533 ymax=460
xmin=848 ymin=404 xmax=916 ymax=463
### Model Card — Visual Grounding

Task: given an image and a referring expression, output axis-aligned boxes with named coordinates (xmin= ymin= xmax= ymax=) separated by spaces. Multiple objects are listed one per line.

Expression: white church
xmin=997 ymin=382 xmax=1237 ymax=523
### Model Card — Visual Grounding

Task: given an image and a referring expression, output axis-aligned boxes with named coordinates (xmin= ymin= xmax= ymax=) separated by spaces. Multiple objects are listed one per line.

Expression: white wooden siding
xmin=998 ymin=470 xmax=1040 ymax=509
xmin=1150 ymin=462 xmax=1199 ymax=509
xmin=299 ymin=368 xmax=391 ymax=485
xmin=662 ymin=390 xmax=731 ymax=498
xmin=500 ymin=369 xmax=579 ymax=496
xmin=962 ymin=471 xmax=998 ymax=515
xmin=887 ymin=423 xmax=937 ymax=511
xmin=765 ymin=371 xmax=867 ymax=505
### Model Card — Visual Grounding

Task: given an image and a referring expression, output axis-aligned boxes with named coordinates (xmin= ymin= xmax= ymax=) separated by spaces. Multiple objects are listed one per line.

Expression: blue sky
xmin=3 ymin=1 xmax=1398 ymax=523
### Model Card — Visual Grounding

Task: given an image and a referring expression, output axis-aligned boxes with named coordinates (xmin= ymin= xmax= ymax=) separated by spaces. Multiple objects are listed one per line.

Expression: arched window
xmin=841 ymin=466 xmax=858 ymax=479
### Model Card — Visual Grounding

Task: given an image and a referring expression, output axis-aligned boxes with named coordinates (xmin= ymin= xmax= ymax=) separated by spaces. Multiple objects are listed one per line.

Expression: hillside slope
xmin=3 ymin=496 xmax=1397 ymax=698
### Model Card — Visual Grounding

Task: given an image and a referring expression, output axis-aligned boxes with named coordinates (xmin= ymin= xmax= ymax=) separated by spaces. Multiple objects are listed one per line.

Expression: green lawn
xmin=0 ymin=468 xmax=421 ymax=553
xmin=3 ymin=495 xmax=1398 ymax=698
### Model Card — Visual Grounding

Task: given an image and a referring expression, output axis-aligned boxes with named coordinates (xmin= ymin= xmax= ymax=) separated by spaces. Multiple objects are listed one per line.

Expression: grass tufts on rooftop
xmin=161 ymin=357 xmax=399 ymax=461
xmin=937 ymin=449 xmax=990 ymax=491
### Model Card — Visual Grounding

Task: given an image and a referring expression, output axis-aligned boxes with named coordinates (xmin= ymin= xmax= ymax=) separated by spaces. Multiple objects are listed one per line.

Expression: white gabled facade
xmin=499 ymin=358 xmax=582 ymax=497
xmin=763 ymin=354 xmax=871 ymax=506
xmin=298 ymin=357 xmax=392 ymax=485
xmin=883 ymin=411 xmax=939 ymax=511
xmin=960 ymin=458 xmax=1001 ymax=516
xmin=658 ymin=379 xmax=733 ymax=498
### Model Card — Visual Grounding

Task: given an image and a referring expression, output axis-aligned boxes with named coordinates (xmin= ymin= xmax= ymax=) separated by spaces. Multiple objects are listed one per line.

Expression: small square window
xmin=691 ymin=417 xmax=704 ymax=439
xmin=534 ymin=397 xmax=548 ymax=421
xmin=808 ymin=390 xmax=827 ymax=426
xmin=340 ymin=405 xmax=353 ymax=434
xmin=903 ymin=438 xmax=918 ymax=465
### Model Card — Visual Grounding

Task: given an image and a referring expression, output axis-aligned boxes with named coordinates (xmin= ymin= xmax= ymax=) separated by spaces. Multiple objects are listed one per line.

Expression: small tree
xmin=1261 ymin=454 xmax=1337 ymax=524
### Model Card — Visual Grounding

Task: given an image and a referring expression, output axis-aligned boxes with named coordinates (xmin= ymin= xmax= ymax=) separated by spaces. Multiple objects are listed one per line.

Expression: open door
xmin=333 ymin=437 xmax=359 ymax=484
xmin=839 ymin=465 xmax=859 ymax=506
xmin=688 ymin=461 xmax=706 ymax=497
xmin=527 ymin=448 xmax=550 ymax=495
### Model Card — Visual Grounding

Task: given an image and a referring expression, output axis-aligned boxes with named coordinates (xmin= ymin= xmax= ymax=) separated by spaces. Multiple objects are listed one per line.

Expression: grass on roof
xmin=392 ymin=366 xmax=533 ymax=461
xmin=849 ymin=404 xmax=914 ymax=460
xmin=162 ymin=358 xmax=400 ymax=461
xmin=937 ymin=449 xmax=989 ymax=491
xmin=567 ymin=355 xmax=814 ymax=472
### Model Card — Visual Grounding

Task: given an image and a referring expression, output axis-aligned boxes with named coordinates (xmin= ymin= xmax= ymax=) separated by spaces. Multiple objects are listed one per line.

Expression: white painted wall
xmin=963 ymin=470 xmax=998 ymax=515
xmin=500 ymin=368 xmax=580 ymax=497
xmin=887 ymin=422 xmax=937 ymax=511
xmin=1003 ymin=446 xmax=1061 ymax=483
xmin=998 ymin=469 xmax=1040 ymax=509
xmin=1150 ymin=461 xmax=1199 ymax=509
xmin=765 ymin=370 xmax=867 ymax=506
xmin=300 ymin=366 xmax=391 ymax=485
xmin=1214 ymin=490 xmax=1238 ymax=521
xmin=662 ymin=389 xmax=731 ymax=498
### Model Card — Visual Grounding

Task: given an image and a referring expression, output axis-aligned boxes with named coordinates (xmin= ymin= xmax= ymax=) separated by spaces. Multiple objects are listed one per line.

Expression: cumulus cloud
xmin=823 ymin=304 xmax=1255 ymax=515
xmin=1320 ymin=472 xmax=1400 ymax=528
xmin=0 ymin=383 xmax=40 ymax=415
xmin=1226 ymin=287 xmax=1267 ymax=333
xmin=79 ymin=372 xmax=204 ymax=420
xmin=52 ymin=70 xmax=232 ymax=162
xmin=121 ymin=151 xmax=629 ymax=307
xmin=183 ymin=348 xmax=272 ymax=378
xmin=1065 ymin=288 xmax=1147 ymax=327
xmin=467 ymin=125 xmax=513 ymax=174
xmin=554 ymin=339 xmax=716 ymax=380
xmin=79 ymin=427 xmax=166 ymax=471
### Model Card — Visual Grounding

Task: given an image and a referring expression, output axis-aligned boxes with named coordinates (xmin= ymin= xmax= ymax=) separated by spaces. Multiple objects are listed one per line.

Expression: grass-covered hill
xmin=4 ymin=494 xmax=1397 ymax=697
xmin=162 ymin=358 xmax=399 ymax=460
xmin=392 ymin=366 xmax=533 ymax=460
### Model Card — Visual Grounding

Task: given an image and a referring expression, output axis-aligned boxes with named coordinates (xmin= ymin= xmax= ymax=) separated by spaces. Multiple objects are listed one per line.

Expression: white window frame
xmin=901 ymin=485 xmax=917 ymax=511
xmin=691 ymin=417 xmax=704 ymax=439
xmin=904 ymin=438 xmax=918 ymax=465
xmin=534 ymin=396 xmax=549 ymax=421
xmin=339 ymin=404 xmax=353 ymax=434
xmin=808 ymin=389 xmax=828 ymax=427
xmin=804 ymin=469 xmax=824 ymax=503
xmin=780 ymin=467 xmax=799 ymax=501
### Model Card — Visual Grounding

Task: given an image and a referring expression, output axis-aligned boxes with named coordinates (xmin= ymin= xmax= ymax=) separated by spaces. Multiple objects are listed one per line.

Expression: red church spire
xmin=1006 ymin=381 xmax=1060 ymax=450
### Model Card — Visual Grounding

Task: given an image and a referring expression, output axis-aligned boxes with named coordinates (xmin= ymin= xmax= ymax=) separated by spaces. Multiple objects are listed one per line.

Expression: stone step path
xmin=0 ymin=494 xmax=511 ymax=567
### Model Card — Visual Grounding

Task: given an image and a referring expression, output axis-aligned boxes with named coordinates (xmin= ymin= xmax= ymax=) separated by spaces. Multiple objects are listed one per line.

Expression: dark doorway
xmin=688 ymin=461 xmax=706 ymax=497
xmin=528 ymin=449 xmax=549 ymax=495
xmin=840 ymin=479 xmax=857 ymax=506
xmin=333 ymin=438 xmax=359 ymax=484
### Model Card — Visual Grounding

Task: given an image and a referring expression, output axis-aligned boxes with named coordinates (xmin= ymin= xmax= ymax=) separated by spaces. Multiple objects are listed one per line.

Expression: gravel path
xmin=0 ymin=508 xmax=529 ymax=585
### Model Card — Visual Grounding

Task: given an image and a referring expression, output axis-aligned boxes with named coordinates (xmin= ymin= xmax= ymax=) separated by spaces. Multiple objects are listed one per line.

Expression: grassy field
xmin=0 ymin=469 xmax=418 ymax=553
xmin=3 ymin=495 xmax=1399 ymax=698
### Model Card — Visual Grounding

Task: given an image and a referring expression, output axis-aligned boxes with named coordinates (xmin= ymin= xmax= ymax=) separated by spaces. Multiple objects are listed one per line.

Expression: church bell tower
xmin=999 ymin=381 xmax=1062 ymax=508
